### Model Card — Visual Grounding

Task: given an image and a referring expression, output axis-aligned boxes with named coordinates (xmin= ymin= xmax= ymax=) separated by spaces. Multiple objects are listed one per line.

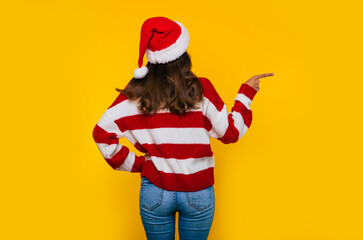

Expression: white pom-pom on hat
xmin=134 ymin=66 xmax=149 ymax=79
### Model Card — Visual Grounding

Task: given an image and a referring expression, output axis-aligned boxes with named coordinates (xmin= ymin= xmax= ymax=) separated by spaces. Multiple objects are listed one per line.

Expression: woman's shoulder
xmin=197 ymin=76 xmax=218 ymax=97
xmin=197 ymin=76 xmax=211 ymax=85
xmin=107 ymin=92 xmax=129 ymax=109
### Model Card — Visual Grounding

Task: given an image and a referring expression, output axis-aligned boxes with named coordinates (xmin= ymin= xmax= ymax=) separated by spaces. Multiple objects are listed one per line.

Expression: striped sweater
xmin=92 ymin=77 xmax=257 ymax=192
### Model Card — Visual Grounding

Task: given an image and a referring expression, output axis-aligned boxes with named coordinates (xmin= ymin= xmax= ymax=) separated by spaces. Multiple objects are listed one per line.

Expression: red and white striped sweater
xmin=92 ymin=77 xmax=257 ymax=192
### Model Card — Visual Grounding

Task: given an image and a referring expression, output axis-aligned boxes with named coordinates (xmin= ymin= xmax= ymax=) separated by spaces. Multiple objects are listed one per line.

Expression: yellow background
xmin=1 ymin=0 xmax=363 ymax=239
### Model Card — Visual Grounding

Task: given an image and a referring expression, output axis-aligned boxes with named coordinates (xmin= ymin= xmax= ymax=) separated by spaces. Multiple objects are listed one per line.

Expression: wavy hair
xmin=116 ymin=51 xmax=203 ymax=116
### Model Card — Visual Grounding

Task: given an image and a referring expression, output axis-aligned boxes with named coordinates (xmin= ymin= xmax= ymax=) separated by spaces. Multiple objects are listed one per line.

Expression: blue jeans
xmin=139 ymin=176 xmax=215 ymax=240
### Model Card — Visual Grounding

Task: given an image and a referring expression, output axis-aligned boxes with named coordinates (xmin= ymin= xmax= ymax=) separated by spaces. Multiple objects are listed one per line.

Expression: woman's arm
xmin=200 ymin=77 xmax=258 ymax=144
xmin=92 ymin=97 xmax=146 ymax=172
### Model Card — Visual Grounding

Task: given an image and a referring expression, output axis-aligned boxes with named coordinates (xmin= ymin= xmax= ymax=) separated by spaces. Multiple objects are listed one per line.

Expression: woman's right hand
xmin=244 ymin=73 xmax=274 ymax=91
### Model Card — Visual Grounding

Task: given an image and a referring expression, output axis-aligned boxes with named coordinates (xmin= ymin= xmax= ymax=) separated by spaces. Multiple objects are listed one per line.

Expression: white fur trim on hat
xmin=145 ymin=21 xmax=190 ymax=64
xmin=133 ymin=66 xmax=149 ymax=79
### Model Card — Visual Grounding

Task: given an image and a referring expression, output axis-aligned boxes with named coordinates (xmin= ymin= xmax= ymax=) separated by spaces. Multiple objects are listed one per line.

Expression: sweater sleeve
xmin=201 ymin=77 xmax=258 ymax=144
xmin=92 ymin=96 xmax=146 ymax=172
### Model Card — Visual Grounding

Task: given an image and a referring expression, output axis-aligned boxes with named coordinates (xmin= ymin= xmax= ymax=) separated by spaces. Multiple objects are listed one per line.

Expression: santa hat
xmin=133 ymin=16 xmax=190 ymax=79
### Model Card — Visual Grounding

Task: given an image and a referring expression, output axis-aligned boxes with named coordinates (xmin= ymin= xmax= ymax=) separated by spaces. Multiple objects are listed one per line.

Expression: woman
xmin=92 ymin=16 xmax=274 ymax=240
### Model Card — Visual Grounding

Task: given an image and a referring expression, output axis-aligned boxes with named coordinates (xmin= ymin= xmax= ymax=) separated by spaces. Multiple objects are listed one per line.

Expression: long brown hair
xmin=116 ymin=51 xmax=203 ymax=116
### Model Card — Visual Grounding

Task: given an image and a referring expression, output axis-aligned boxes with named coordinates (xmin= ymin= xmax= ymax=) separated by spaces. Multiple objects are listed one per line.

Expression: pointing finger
xmin=257 ymin=73 xmax=274 ymax=79
xmin=253 ymin=73 xmax=274 ymax=79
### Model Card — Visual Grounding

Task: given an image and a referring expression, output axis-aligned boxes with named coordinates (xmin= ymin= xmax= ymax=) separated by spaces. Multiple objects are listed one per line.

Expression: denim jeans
xmin=139 ymin=176 xmax=215 ymax=240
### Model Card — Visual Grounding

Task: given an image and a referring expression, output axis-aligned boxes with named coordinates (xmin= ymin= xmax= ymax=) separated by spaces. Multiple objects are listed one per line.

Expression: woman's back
xmin=92 ymin=76 xmax=257 ymax=191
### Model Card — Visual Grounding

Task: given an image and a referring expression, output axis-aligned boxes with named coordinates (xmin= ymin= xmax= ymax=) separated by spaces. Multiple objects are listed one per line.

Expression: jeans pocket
xmin=186 ymin=186 xmax=214 ymax=211
xmin=140 ymin=177 xmax=164 ymax=211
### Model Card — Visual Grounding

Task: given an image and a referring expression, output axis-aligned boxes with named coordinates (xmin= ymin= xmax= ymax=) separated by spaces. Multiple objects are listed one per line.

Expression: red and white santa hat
xmin=133 ymin=16 xmax=190 ymax=79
